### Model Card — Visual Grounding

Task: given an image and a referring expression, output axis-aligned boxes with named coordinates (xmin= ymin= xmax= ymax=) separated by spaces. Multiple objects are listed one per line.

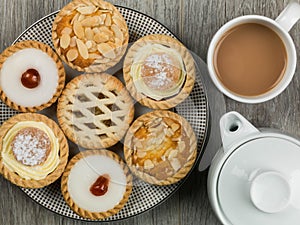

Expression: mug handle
xmin=276 ymin=1 xmax=300 ymax=32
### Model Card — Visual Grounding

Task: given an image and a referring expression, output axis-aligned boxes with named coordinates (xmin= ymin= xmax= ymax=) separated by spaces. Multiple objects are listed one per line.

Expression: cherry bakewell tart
xmin=61 ymin=150 xmax=132 ymax=220
xmin=52 ymin=0 xmax=129 ymax=72
xmin=0 ymin=40 xmax=66 ymax=112
xmin=123 ymin=34 xmax=196 ymax=109
xmin=0 ymin=113 xmax=69 ymax=188
xmin=57 ymin=73 xmax=134 ymax=149
xmin=124 ymin=110 xmax=197 ymax=185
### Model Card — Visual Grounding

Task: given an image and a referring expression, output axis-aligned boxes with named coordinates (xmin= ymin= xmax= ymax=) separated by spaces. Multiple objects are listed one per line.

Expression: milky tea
xmin=213 ymin=23 xmax=287 ymax=97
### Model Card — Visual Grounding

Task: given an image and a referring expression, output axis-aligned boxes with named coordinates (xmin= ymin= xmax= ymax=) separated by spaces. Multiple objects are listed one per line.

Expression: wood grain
xmin=1 ymin=0 xmax=300 ymax=225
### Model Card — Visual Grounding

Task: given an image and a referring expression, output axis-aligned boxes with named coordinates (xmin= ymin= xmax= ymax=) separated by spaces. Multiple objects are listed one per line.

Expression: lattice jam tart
xmin=0 ymin=113 xmax=69 ymax=188
xmin=57 ymin=73 xmax=134 ymax=149
xmin=61 ymin=150 xmax=132 ymax=220
xmin=0 ymin=40 xmax=66 ymax=112
xmin=52 ymin=0 xmax=129 ymax=72
xmin=123 ymin=34 xmax=195 ymax=109
xmin=124 ymin=110 xmax=197 ymax=185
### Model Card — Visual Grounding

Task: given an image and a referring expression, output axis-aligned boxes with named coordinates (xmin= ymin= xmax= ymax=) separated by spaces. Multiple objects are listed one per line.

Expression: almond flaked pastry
xmin=66 ymin=49 xmax=79 ymax=62
xmin=0 ymin=113 xmax=69 ymax=188
xmin=52 ymin=0 xmax=129 ymax=72
xmin=124 ymin=110 xmax=197 ymax=185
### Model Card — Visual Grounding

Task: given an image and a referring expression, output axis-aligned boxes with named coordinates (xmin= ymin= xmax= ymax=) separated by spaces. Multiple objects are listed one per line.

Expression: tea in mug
xmin=213 ymin=23 xmax=287 ymax=97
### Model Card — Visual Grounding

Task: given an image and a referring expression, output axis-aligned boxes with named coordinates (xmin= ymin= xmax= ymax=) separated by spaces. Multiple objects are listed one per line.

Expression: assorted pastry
xmin=61 ymin=150 xmax=132 ymax=219
xmin=52 ymin=0 xmax=129 ymax=72
xmin=0 ymin=113 xmax=69 ymax=188
xmin=123 ymin=110 xmax=197 ymax=185
xmin=0 ymin=40 xmax=66 ymax=112
xmin=123 ymin=34 xmax=196 ymax=109
xmin=57 ymin=73 xmax=134 ymax=149
xmin=0 ymin=0 xmax=200 ymax=220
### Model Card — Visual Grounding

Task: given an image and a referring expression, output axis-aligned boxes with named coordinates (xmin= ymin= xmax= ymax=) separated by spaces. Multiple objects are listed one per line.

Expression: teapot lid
xmin=216 ymin=112 xmax=300 ymax=225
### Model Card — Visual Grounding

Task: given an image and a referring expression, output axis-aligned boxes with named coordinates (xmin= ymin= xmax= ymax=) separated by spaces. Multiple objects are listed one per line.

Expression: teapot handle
xmin=220 ymin=111 xmax=259 ymax=152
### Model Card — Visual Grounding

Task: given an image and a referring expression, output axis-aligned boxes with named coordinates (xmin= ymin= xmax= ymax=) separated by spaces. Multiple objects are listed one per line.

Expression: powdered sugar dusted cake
xmin=11 ymin=127 xmax=51 ymax=166
xmin=123 ymin=34 xmax=195 ymax=109
xmin=0 ymin=113 xmax=69 ymax=188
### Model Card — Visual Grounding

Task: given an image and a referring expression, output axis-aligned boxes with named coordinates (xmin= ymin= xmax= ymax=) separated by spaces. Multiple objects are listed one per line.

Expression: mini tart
xmin=123 ymin=34 xmax=195 ymax=109
xmin=124 ymin=110 xmax=197 ymax=185
xmin=52 ymin=0 xmax=129 ymax=72
xmin=0 ymin=40 xmax=66 ymax=112
xmin=57 ymin=73 xmax=134 ymax=149
xmin=61 ymin=150 xmax=132 ymax=220
xmin=0 ymin=113 xmax=69 ymax=188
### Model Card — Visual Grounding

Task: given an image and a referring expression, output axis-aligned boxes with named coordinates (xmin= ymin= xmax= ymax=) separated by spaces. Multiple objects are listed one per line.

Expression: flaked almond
xmin=144 ymin=159 xmax=154 ymax=170
xmin=178 ymin=140 xmax=186 ymax=152
xmin=112 ymin=17 xmax=125 ymax=29
xmin=73 ymin=20 xmax=84 ymax=39
xmin=164 ymin=128 xmax=174 ymax=137
xmin=97 ymin=14 xmax=106 ymax=25
xmin=94 ymin=32 xmax=110 ymax=43
xmin=134 ymin=140 xmax=144 ymax=149
xmin=88 ymin=41 xmax=97 ymax=52
xmin=92 ymin=27 xmax=100 ymax=34
xmin=85 ymin=40 xmax=93 ymax=49
xmin=167 ymin=150 xmax=178 ymax=160
xmin=71 ymin=13 xmax=79 ymax=25
xmin=78 ymin=14 xmax=86 ymax=22
xmin=98 ymin=26 xmax=113 ymax=36
xmin=76 ymin=5 xmax=97 ymax=15
xmin=88 ymin=53 xmax=100 ymax=59
xmin=105 ymin=13 xmax=112 ymax=26
xmin=136 ymin=150 xmax=146 ymax=158
xmin=81 ymin=16 xmax=99 ymax=27
xmin=97 ymin=43 xmax=115 ymax=59
xmin=111 ymin=24 xmax=123 ymax=41
xmin=171 ymin=123 xmax=180 ymax=132
xmin=66 ymin=49 xmax=78 ymax=61
xmin=85 ymin=27 xmax=94 ymax=40
xmin=114 ymin=38 xmax=123 ymax=47
xmin=70 ymin=36 xmax=77 ymax=47
xmin=60 ymin=33 xmax=71 ymax=49
xmin=170 ymin=158 xmax=181 ymax=171
xmin=76 ymin=39 xmax=89 ymax=59
xmin=61 ymin=27 xmax=72 ymax=35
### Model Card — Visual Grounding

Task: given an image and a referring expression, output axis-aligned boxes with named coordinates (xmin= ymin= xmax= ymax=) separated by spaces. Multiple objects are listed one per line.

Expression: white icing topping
xmin=0 ymin=48 xmax=59 ymax=107
xmin=68 ymin=155 xmax=127 ymax=212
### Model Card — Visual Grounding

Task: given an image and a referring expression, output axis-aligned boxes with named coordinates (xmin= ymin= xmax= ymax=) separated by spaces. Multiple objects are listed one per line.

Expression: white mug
xmin=207 ymin=2 xmax=300 ymax=104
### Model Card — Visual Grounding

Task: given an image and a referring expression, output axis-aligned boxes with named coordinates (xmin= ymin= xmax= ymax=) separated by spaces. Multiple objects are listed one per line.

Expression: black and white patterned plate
xmin=0 ymin=6 xmax=208 ymax=222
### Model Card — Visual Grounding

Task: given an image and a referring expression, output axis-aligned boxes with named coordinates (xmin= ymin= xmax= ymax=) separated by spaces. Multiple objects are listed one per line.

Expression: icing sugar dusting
xmin=142 ymin=53 xmax=180 ymax=90
xmin=144 ymin=53 xmax=172 ymax=70
xmin=11 ymin=128 xmax=50 ymax=166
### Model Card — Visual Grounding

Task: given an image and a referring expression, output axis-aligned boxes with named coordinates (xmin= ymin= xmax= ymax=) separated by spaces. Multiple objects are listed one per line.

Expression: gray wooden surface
xmin=1 ymin=0 xmax=300 ymax=225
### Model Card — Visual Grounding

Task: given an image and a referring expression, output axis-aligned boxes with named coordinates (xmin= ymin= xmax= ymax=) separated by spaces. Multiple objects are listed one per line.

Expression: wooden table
xmin=1 ymin=0 xmax=299 ymax=224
